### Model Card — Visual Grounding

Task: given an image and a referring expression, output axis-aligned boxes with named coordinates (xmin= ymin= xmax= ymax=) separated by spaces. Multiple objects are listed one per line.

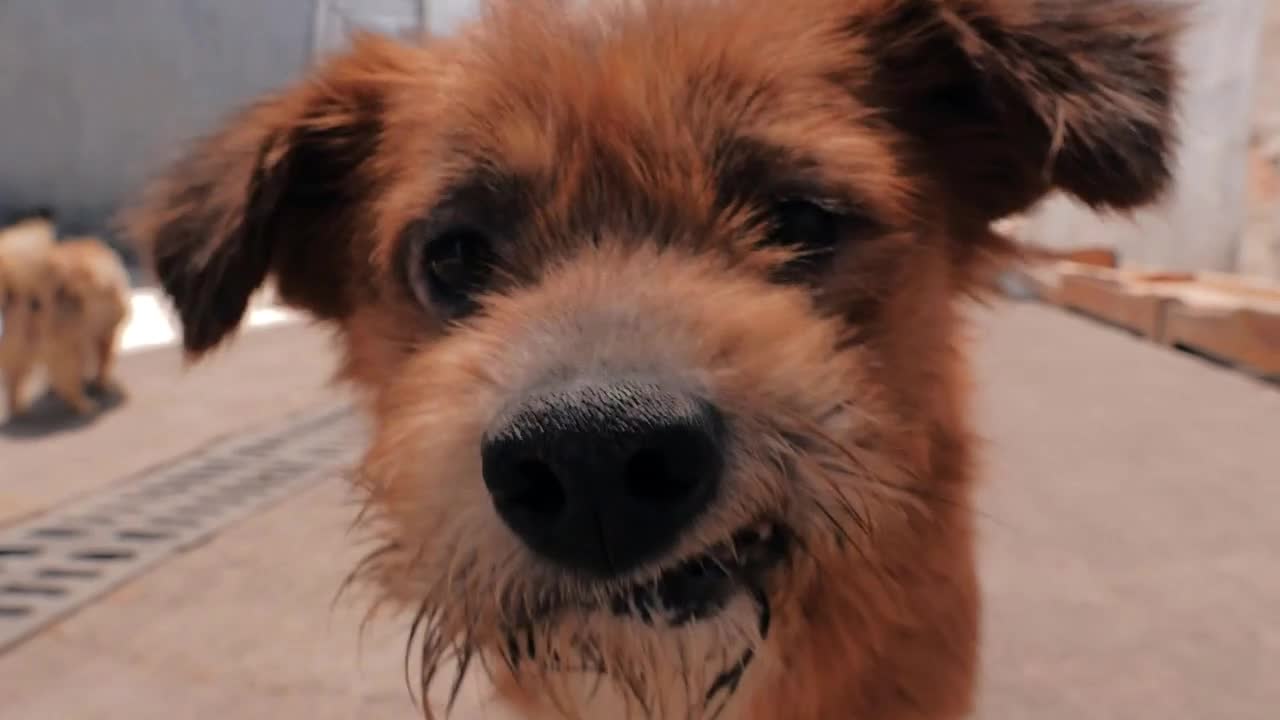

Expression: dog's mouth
xmin=495 ymin=521 xmax=787 ymax=710
xmin=606 ymin=520 xmax=788 ymax=626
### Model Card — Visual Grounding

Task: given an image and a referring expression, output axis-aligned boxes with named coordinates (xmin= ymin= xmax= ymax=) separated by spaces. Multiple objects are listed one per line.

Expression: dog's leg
xmin=2 ymin=355 xmax=34 ymax=418
xmin=91 ymin=328 xmax=123 ymax=395
xmin=47 ymin=345 xmax=97 ymax=416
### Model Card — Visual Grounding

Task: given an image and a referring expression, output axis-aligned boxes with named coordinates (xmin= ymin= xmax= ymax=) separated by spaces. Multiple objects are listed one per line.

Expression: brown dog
xmin=126 ymin=1 xmax=1181 ymax=717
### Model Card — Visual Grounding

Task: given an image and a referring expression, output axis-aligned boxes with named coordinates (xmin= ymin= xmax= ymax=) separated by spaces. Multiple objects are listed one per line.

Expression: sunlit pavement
xmin=119 ymin=287 xmax=300 ymax=355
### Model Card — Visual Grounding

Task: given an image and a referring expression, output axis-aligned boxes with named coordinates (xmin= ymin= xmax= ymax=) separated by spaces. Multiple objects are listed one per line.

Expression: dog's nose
xmin=481 ymin=379 xmax=725 ymax=577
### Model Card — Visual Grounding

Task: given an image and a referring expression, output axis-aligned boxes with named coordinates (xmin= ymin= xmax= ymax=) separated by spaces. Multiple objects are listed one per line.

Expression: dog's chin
xmin=488 ymin=522 xmax=788 ymax=710
xmin=490 ymin=520 xmax=788 ymax=675
xmin=602 ymin=520 xmax=789 ymax=627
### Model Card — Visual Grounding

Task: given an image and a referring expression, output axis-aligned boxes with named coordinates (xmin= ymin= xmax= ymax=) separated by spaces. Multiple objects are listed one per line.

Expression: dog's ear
xmin=124 ymin=34 xmax=419 ymax=357
xmin=855 ymin=0 xmax=1183 ymax=222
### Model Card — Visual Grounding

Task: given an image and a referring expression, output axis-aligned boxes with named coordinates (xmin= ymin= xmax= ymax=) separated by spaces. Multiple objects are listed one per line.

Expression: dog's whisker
xmin=446 ymin=633 xmax=476 ymax=715
xmin=403 ymin=595 xmax=433 ymax=712
xmin=334 ymin=540 xmax=400 ymax=612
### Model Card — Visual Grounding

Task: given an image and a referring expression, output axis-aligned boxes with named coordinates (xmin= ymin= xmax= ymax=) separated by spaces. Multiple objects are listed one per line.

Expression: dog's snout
xmin=481 ymin=379 xmax=725 ymax=577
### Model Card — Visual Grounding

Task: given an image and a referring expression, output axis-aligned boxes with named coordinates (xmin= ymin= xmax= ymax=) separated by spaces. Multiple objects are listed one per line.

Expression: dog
xmin=41 ymin=237 xmax=132 ymax=414
xmin=1 ymin=213 xmax=59 ymax=417
xmin=124 ymin=1 xmax=1182 ymax=717
xmin=0 ymin=223 xmax=130 ymax=418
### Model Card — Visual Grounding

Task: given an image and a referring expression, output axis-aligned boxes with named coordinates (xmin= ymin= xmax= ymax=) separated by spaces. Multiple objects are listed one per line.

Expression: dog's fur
xmin=0 ymin=223 xmax=130 ymax=418
xmin=43 ymin=238 xmax=132 ymax=414
xmin=1 ymin=216 xmax=59 ymax=417
xmin=124 ymin=1 xmax=1182 ymax=718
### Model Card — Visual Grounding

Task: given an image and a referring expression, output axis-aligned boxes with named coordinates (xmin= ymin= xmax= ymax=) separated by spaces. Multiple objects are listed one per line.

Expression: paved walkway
xmin=0 ymin=321 xmax=335 ymax=527
xmin=1 ymin=302 xmax=1277 ymax=719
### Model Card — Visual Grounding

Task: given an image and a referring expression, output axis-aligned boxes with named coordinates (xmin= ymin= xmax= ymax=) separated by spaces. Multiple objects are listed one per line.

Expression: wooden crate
xmin=1047 ymin=265 xmax=1280 ymax=377
xmin=1056 ymin=267 xmax=1188 ymax=338
xmin=1155 ymin=274 xmax=1280 ymax=377
xmin=1164 ymin=305 xmax=1280 ymax=377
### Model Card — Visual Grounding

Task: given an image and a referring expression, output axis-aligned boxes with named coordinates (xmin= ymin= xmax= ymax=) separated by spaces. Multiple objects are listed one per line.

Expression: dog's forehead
xmin=397 ymin=0 xmax=908 ymax=221
xmin=447 ymin=3 xmax=855 ymax=134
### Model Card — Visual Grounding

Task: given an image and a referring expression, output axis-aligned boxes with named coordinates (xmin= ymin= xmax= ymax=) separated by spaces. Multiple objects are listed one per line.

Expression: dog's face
xmin=128 ymin=0 xmax=1179 ymax=715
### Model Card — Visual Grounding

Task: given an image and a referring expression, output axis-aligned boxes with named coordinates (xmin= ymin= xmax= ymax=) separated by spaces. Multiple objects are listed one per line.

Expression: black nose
xmin=481 ymin=379 xmax=725 ymax=578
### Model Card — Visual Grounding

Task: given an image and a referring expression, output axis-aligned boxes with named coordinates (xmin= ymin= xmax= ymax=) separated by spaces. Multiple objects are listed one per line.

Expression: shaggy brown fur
xmin=125 ymin=1 xmax=1182 ymax=718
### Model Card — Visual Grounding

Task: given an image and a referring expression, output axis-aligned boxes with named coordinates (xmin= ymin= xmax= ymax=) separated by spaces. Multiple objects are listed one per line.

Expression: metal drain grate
xmin=0 ymin=403 xmax=366 ymax=652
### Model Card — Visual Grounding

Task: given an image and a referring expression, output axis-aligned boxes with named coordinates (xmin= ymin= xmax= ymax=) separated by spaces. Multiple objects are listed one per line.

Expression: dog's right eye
xmin=412 ymin=224 xmax=498 ymax=319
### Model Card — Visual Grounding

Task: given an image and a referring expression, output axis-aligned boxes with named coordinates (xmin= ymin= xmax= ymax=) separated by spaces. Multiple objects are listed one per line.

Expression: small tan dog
xmin=127 ymin=1 xmax=1182 ymax=718
xmin=44 ymin=237 xmax=132 ymax=413
xmin=0 ymin=217 xmax=130 ymax=418
xmin=1 ymin=214 xmax=58 ymax=417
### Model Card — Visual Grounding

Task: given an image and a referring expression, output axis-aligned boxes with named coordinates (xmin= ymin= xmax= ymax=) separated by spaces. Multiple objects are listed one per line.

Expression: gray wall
xmin=0 ymin=0 xmax=480 ymax=250
xmin=0 ymin=0 xmax=314 ymax=243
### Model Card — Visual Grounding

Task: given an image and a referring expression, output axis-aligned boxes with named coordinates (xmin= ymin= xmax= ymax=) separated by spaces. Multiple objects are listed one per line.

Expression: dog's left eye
xmin=413 ymin=224 xmax=498 ymax=319
xmin=761 ymin=198 xmax=870 ymax=278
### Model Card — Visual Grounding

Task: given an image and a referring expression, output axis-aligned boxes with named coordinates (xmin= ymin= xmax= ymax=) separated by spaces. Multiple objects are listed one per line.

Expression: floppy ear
xmin=857 ymin=0 xmax=1183 ymax=222
xmin=123 ymin=34 xmax=418 ymax=356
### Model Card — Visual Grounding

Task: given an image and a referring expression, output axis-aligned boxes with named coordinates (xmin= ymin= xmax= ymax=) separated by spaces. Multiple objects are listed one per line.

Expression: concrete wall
xmin=0 ymin=0 xmax=312 ymax=241
xmin=0 ymin=0 xmax=480 ymax=247
xmin=1240 ymin=0 xmax=1280 ymax=280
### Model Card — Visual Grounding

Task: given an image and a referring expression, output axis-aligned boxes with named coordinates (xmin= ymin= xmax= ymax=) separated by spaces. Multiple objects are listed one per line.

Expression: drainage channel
xmin=0 ymin=403 xmax=366 ymax=653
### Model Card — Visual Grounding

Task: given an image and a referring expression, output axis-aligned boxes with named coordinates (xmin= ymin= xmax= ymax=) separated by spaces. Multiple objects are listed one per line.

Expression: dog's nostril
xmin=624 ymin=446 xmax=695 ymax=505
xmin=505 ymin=459 xmax=567 ymax=517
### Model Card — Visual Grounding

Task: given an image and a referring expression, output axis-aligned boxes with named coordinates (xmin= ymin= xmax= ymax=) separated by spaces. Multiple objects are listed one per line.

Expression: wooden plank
xmin=999 ymin=255 xmax=1280 ymax=379
xmin=1020 ymin=245 xmax=1119 ymax=269
xmin=1164 ymin=303 xmax=1280 ymax=377
xmin=1057 ymin=271 xmax=1173 ymax=338
xmin=1043 ymin=263 xmax=1280 ymax=374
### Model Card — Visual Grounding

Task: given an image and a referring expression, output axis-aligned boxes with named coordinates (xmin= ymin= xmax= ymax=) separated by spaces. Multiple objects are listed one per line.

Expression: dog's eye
xmin=758 ymin=197 xmax=879 ymax=281
xmin=767 ymin=198 xmax=842 ymax=252
xmin=415 ymin=224 xmax=497 ymax=318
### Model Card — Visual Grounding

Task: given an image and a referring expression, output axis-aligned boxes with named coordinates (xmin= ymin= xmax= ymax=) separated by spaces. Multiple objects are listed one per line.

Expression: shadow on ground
xmin=1 ymin=384 xmax=127 ymax=439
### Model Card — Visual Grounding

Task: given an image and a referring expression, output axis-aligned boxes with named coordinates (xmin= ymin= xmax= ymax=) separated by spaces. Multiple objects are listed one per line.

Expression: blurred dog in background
xmin=0 ymin=210 xmax=58 ymax=417
xmin=0 ymin=210 xmax=129 ymax=419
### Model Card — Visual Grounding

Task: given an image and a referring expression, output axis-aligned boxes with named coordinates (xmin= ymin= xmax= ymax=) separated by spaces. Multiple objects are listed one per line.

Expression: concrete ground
xmin=1 ymin=302 xmax=1277 ymax=719
xmin=0 ymin=321 xmax=338 ymax=527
